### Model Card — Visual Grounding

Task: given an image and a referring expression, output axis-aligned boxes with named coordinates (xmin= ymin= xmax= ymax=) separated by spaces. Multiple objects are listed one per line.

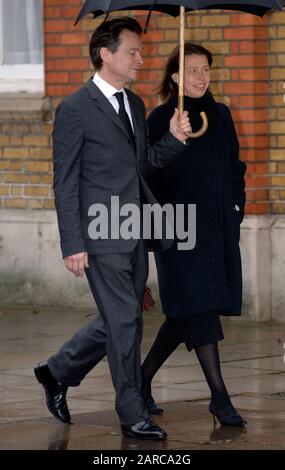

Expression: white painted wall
xmin=0 ymin=210 xmax=284 ymax=322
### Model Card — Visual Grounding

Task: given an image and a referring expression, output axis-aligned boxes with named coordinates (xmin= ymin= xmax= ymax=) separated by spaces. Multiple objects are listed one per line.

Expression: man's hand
xmin=170 ymin=108 xmax=192 ymax=142
xmin=64 ymin=252 xmax=89 ymax=277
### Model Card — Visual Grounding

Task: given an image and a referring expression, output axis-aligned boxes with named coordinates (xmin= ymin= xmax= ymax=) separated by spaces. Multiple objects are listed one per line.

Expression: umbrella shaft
xmin=179 ymin=5 xmax=185 ymax=116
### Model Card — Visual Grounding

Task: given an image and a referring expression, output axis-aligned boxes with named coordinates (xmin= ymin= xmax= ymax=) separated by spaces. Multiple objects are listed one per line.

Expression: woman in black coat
xmin=142 ymin=43 xmax=247 ymax=427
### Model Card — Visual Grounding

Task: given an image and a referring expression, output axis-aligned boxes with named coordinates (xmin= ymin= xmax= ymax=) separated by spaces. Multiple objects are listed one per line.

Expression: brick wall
xmin=0 ymin=122 xmax=53 ymax=209
xmin=0 ymin=1 xmax=285 ymax=214
xmin=269 ymin=11 xmax=285 ymax=214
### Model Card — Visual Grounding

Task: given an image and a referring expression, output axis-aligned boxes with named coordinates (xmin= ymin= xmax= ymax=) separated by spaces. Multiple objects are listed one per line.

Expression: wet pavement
xmin=0 ymin=304 xmax=285 ymax=450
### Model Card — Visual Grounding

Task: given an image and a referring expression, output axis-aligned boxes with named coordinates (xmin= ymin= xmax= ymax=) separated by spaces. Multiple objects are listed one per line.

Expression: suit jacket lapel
xmin=85 ymin=79 xmax=131 ymax=140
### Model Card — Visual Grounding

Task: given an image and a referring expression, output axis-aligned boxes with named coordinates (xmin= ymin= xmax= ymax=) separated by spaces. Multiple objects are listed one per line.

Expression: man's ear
xmin=100 ymin=47 xmax=111 ymax=64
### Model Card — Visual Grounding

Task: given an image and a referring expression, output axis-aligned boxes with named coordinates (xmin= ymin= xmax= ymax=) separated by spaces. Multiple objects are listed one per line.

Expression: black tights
xmin=142 ymin=317 xmax=234 ymax=414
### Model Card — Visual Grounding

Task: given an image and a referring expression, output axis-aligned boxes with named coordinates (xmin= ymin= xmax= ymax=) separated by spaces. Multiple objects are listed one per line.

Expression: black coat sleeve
xmin=140 ymin=100 xmax=186 ymax=169
xmin=223 ymin=106 xmax=247 ymax=222
xmin=145 ymin=104 xmax=178 ymax=201
xmin=147 ymin=104 xmax=174 ymax=145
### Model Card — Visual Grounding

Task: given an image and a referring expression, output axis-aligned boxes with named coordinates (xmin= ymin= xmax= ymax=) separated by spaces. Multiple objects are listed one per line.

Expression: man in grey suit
xmin=34 ymin=17 xmax=191 ymax=440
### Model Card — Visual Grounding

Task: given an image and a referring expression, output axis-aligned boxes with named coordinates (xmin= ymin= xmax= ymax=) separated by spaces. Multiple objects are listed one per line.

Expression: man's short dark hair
xmin=89 ymin=16 xmax=143 ymax=70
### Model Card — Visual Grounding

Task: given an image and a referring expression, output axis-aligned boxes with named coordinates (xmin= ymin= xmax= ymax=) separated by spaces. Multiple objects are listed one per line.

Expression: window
xmin=0 ymin=0 xmax=44 ymax=94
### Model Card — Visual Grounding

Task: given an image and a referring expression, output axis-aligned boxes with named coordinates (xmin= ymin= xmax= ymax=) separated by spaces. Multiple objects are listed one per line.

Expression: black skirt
xmin=164 ymin=310 xmax=224 ymax=351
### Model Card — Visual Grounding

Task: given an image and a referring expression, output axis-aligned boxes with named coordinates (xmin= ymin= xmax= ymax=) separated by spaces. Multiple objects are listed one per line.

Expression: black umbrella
xmin=75 ymin=0 xmax=282 ymax=24
xmin=75 ymin=0 xmax=283 ymax=138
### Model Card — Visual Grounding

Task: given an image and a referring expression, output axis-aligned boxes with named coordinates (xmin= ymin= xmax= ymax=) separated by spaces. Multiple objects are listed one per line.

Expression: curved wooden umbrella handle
xmin=186 ymin=111 xmax=208 ymax=139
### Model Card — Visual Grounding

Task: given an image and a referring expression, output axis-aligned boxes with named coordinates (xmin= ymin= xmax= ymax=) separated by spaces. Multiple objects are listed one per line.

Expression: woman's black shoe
xmin=209 ymin=400 xmax=247 ymax=428
xmin=144 ymin=395 xmax=164 ymax=415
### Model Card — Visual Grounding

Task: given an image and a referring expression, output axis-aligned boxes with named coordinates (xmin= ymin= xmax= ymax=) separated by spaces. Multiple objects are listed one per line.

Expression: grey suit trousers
xmin=47 ymin=240 xmax=150 ymax=425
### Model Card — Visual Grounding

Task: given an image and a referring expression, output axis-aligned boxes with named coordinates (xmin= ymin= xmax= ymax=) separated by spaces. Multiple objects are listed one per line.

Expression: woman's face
xmin=172 ymin=54 xmax=211 ymax=98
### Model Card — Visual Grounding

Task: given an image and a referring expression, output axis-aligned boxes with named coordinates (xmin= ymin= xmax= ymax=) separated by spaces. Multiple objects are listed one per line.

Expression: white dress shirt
xmin=93 ymin=73 xmax=134 ymax=131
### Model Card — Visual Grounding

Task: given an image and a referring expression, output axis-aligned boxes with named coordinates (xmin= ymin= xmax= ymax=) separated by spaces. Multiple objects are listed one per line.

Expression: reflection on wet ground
xmin=0 ymin=305 xmax=284 ymax=449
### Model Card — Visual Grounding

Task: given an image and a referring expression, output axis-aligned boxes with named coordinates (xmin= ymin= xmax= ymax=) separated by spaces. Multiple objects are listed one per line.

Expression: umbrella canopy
xmin=189 ymin=0 xmax=282 ymax=16
xmin=74 ymin=0 xmax=283 ymax=137
xmin=75 ymin=0 xmax=283 ymax=24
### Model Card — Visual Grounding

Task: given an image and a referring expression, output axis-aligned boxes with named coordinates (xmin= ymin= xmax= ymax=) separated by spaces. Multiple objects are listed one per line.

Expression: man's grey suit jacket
xmin=53 ymin=79 xmax=186 ymax=258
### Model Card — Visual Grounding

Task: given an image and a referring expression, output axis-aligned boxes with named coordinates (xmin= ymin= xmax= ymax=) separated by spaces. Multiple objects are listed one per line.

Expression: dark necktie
xmin=114 ymin=92 xmax=135 ymax=148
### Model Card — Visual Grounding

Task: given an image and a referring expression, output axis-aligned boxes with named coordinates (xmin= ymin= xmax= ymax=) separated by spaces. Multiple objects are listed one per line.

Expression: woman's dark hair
xmin=89 ymin=16 xmax=143 ymax=70
xmin=159 ymin=43 xmax=213 ymax=101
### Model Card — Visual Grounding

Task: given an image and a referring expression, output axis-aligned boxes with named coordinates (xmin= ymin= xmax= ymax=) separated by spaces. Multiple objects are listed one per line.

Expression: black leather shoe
xmin=145 ymin=396 xmax=164 ymax=415
xmin=34 ymin=361 xmax=71 ymax=424
xmin=209 ymin=401 xmax=247 ymax=428
xmin=121 ymin=418 xmax=167 ymax=440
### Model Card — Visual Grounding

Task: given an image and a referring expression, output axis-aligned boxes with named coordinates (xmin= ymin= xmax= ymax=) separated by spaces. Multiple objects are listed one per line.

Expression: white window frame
xmin=0 ymin=0 xmax=44 ymax=95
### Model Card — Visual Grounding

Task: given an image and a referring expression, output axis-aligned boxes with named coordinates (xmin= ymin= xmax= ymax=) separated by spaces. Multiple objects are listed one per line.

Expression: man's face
xmin=101 ymin=30 xmax=144 ymax=87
